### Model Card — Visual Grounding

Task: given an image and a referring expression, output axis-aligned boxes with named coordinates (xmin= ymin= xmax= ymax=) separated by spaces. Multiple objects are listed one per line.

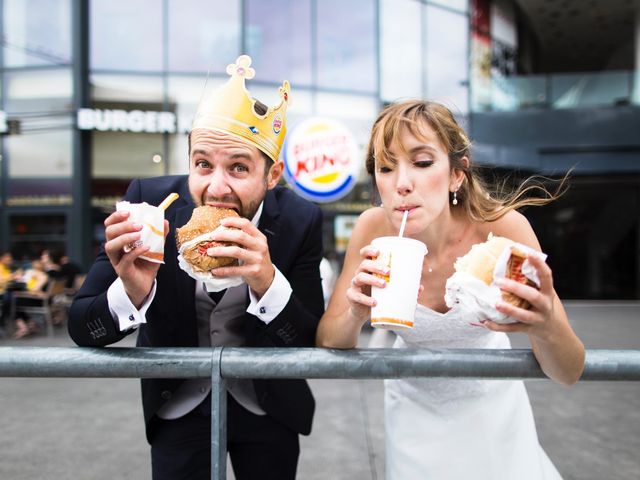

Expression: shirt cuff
xmin=107 ymin=277 xmax=157 ymax=332
xmin=246 ymin=267 xmax=292 ymax=324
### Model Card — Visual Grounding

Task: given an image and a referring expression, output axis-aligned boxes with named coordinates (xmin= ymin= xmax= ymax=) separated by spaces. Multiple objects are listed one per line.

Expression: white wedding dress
xmin=384 ymin=304 xmax=562 ymax=480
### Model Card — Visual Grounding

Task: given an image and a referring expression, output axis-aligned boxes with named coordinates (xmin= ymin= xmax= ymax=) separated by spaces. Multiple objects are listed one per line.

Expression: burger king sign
xmin=282 ymin=117 xmax=360 ymax=203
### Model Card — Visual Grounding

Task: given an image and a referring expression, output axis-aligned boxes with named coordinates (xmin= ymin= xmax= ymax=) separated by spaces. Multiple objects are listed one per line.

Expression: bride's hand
xmin=481 ymin=254 xmax=559 ymax=338
xmin=346 ymin=244 xmax=390 ymax=324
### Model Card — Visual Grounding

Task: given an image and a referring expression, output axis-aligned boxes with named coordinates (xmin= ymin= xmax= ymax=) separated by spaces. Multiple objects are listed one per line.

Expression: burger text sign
xmin=282 ymin=118 xmax=360 ymax=203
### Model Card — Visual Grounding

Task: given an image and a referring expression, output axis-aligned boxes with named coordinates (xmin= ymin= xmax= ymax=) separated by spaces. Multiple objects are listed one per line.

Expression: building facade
xmin=0 ymin=0 xmax=638 ymax=299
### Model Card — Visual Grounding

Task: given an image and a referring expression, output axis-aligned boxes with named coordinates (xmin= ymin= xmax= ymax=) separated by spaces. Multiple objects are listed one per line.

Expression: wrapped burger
xmin=176 ymin=206 xmax=243 ymax=291
xmin=444 ymin=234 xmax=547 ymax=324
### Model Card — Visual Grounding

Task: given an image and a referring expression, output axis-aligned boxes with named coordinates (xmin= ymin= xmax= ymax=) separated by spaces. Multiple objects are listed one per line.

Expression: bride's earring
xmin=452 ymin=190 xmax=458 ymax=206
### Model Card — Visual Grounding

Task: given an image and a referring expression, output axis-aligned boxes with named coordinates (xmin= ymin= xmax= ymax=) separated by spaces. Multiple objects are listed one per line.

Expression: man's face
xmin=188 ymin=129 xmax=283 ymax=219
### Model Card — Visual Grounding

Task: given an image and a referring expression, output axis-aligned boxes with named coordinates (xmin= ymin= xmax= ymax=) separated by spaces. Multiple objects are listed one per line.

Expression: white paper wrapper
xmin=176 ymin=228 xmax=243 ymax=292
xmin=116 ymin=201 xmax=165 ymax=264
xmin=444 ymin=242 xmax=547 ymax=324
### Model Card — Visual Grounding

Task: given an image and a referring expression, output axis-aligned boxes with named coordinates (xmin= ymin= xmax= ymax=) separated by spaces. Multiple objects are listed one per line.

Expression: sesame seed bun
xmin=176 ymin=206 xmax=239 ymax=271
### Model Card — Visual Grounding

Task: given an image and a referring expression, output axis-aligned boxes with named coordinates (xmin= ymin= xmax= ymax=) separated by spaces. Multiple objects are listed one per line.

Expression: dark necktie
xmin=208 ymin=289 xmax=226 ymax=304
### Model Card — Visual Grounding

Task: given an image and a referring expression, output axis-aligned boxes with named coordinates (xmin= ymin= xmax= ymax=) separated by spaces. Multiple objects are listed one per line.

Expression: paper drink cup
xmin=370 ymin=236 xmax=427 ymax=329
xmin=116 ymin=201 xmax=165 ymax=263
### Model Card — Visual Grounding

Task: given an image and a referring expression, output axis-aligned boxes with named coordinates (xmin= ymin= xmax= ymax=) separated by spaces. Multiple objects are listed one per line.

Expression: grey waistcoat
xmin=156 ymin=282 xmax=265 ymax=419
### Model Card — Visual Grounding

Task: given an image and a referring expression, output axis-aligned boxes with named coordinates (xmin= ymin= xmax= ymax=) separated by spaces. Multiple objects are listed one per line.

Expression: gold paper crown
xmin=192 ymin=55 xmax=291 ymax=162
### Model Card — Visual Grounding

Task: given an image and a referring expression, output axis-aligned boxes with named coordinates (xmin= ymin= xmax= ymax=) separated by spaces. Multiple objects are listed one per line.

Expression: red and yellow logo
xmin=282 ymin=118 xmax=360 ymax=203
xmin=272 ymin=113 xmax=283 ymax=135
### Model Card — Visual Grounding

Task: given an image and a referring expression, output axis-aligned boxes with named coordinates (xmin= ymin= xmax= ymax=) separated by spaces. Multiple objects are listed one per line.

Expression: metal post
xmin=71 ymin=0 xmax=92 ymax=270
xmin=0 ymin=2 xmax=8 ymax=251
xmin=211 ymin=347 xmax=226 ymax=480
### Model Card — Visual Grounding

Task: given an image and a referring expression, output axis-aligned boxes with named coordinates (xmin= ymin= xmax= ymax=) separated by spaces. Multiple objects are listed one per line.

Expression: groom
xmin=68 ymin=55 xmax=325 ymax=480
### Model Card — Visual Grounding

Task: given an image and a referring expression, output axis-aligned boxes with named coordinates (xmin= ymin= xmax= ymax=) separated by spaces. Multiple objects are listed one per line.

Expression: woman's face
xmin=375 ymin=123 xmax=457 ymax=236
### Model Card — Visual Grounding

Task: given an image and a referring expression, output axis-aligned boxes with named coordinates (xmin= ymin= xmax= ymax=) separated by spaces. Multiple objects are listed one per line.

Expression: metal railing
xmin=1 ymin=346 xmax=640 ymax=480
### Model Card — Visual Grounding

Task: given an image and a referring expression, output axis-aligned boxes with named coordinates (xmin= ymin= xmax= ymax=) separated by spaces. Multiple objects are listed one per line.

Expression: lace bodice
xmin=385 ymin=304 xmax=513 ymax=411
xmin=394 ymin=303 xmax=511 ymax=350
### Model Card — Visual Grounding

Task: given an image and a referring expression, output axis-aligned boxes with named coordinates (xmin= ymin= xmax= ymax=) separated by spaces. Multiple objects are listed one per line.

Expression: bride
xmin=316 ymin=100 xmax=585 ymax=479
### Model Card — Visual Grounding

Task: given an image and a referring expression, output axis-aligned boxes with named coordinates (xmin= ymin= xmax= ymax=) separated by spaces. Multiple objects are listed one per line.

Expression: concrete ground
xmin=0 ymin=301 xmax=638 ymax=479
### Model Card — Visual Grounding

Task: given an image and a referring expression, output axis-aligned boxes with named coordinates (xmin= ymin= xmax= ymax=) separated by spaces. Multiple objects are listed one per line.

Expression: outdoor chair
xmin=49 ymin=273 xmax=87 ymax=327
xmin=10 ymin=278 xmax=68 ymax=337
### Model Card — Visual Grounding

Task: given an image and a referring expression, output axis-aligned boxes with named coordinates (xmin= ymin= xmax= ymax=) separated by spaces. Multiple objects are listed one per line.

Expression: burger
xmin=176 ymin=206 xmax=239 ymax=271
xmin=452 ymin=234 xmax=538 ymax=309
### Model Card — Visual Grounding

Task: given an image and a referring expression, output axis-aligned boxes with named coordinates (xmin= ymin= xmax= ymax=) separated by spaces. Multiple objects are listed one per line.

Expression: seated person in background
xmin=40 ymin=249 xmax=60 ymax=275
xmin=13 ymin=258 xmax=50 ymax=338
xmin=41 ymin=249 xmax=82 ymax=290
xmin=0 ymin=251 xmax=14 ymax=288
xmin=40 ymin=249 xmax=82 ymax=325
xmin=0 ymin=251 xmax=18 ymax=337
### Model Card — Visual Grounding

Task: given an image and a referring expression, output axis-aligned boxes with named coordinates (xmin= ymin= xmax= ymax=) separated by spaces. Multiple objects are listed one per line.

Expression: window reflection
xmin=380 ymin=0 xmax=422 ymax=102
xmin=9 ymin=213 xmax=68 ymax=263
xmin=5 ymin=69 xmax=72 ymax=114
xmin=245 ymin=0 xmax=312 ymax=86
xmin=168 ymin=134 xmax=189 ymax=176
xmin=0 ymin=143 xmax=3 ymax=199
xmin=3 ymin=0 xmax=71 ymax=67
xmin=425 ymin=5 xmax=469 ymax=114
xmin=167 ymin=75 xmax=226 ymax=116
xmin=7 ymin=179 xmax=72 ymax=207
xmin=316 ymin=0 xmax=376 ymax=92
xmin=315 ymin=92 xmax=378 ymax=121
xmin=168 ymin=0 xmax=240 ymax=73
xmin=92 ymin=132 xmax=164 ymax=178
xmin=7 ymin=130 xmax=72 ymax=178
xmin=90 ymin=0 xmax=162 ymax=71
xmin=430 ymin=0 xmax=468 ymax=12
xmin=91 ymin=74 xmax=164 ymax=103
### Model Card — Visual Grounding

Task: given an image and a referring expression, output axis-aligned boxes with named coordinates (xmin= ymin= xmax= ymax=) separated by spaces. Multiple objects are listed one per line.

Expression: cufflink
xmin=128 ymin=314 xmax=135 ymax=322
xmin=259 ymin=306 xmax=266 ymax=314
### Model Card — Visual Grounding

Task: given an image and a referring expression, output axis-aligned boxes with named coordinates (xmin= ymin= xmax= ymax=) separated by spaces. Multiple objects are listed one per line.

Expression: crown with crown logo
xmin=191 ymin=55 xmax=290 ymax=162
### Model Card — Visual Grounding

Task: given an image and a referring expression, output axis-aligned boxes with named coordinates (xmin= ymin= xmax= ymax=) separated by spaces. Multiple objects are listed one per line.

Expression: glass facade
xmin=168 ymin=0 xmax=241 ymax=73
xmin=380 ymin=0 xmax=423 ymax=102
xmin=424 ymin=5 xmax=469 ymax=113
xmin=90 ymin=0 xmax=163 ymax=72
xmin=316 ymin=0 xmax=377 ymax=93
xmin=1 ymin=0 xmax=74 ymax=264
xmin=3 ymin=0 xmax=71 ymax=68
xmin=0 ymin=0 xmax=638 ymax=298
xmin=246 ymin=0 xmax=312 ymax=86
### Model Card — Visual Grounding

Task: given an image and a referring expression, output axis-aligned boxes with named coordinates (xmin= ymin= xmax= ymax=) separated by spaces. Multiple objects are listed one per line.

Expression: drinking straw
xmin=398 ymin=210 xmax=409 ymax=237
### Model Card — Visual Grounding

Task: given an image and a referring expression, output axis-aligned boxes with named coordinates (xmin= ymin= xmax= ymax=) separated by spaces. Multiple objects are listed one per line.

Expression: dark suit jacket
xmin=68 ymin=175 xmax=325 ymax=441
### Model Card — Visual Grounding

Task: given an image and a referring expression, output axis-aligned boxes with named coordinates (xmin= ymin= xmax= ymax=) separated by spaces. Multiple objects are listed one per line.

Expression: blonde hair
xmin=366 ymin=100 xmax=567 ymax=222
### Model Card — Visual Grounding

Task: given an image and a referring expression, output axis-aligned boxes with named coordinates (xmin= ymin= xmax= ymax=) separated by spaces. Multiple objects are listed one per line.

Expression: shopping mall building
xmin=0 ymin=0 xmax=638 ymax=299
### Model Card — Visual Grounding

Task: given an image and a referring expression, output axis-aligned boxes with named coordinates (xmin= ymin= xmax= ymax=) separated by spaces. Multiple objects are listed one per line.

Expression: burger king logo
xmin=282 ymin=118 xmax=360 ymax=203
xmin=272 ymin=113 xmax=283 ymax=135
